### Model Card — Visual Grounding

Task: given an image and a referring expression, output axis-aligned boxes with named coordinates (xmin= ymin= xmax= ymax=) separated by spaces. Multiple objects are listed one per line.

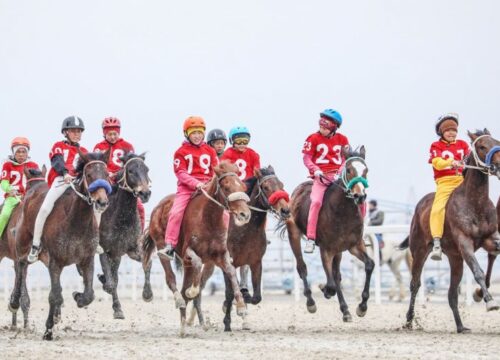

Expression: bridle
xmin=320 ymin=156 xmax=369 ymax=202
xmin=69 ymin=160 xmax=111 ymax=206
xmin=200 ymin=172 xmax=250 ymax=212
xmin=116 ymin=157 xmax=152 ymax=197
xmin=463 ymin=135 xmax=500 ymax=175
xmin=247 ymin=175 xmax=286 ymax=220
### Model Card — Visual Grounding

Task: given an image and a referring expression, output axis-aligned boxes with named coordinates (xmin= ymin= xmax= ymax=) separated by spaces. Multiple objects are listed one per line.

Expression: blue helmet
xmin=320 ymin=109 xmax=343 ymax=127
xmin=228 ymin=126 xmax=251 ymax=144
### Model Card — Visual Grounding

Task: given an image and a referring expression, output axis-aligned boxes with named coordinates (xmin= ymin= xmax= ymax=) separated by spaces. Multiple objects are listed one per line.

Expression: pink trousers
xmin=165 ymin=185 xmax=230 ymax=248
xmin=306 ymin=175 xmax=334 ymax=240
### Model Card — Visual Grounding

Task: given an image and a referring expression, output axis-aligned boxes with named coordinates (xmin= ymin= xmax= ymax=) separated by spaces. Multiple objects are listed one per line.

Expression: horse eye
xmin=479 ymin=145 xmax=487 ymax=151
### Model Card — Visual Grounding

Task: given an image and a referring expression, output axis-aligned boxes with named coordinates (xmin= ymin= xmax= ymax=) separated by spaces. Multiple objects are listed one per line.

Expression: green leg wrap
xmin=0 ymin=197 xmax=20 ymax=237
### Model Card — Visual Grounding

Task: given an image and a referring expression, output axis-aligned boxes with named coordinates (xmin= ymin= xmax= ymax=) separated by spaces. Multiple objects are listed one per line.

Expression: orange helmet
xmin=102 ymin=117 xmax=121 ymax=129
xmin=183 ymin=116 xmax=206 ymax=137
xmin=11 ymin=137 xmax=31 ymax=150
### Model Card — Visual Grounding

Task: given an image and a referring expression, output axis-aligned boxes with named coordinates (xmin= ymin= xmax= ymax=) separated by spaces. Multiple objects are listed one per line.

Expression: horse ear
xmin=267 ymin=165 xmax=275 ymax=174
xmin=467 ymin=130 xmax=476 ymax=142
xmin=78 ymin=149 xmax=89 ymax=163
xmin=359 ymin=145 xmax=366 ymax=159
xmin=102 ymin=149 xmax=111 ymax=164
xmin=138 ymin=152 xmax=146 ymax=161
xmin=24 ymin=166 xmax=31 ymax=177
xmin=342 ymin=145 xmax=351 ymax=159
xmin=41 ymin=164 xmax=47 ymax=177
xmin=484 ymin=128 xmax=490 ymax=135
xmin=254 ymin=168 xmax=262 ymax=178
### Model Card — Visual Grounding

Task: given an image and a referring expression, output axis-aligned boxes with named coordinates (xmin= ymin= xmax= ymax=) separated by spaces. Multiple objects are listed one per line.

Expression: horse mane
xmin=214 ymin=160 xmax=238 ymax=174
xmin=27 ymin=168 xmax=43 ymax=177
xmin=245 ymin=166 xmax=276 ymax=195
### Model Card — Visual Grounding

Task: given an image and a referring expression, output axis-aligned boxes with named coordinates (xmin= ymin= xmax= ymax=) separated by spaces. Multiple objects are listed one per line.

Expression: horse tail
xmin=275 ymin=219 xmax=288 ymax=239
xmin=141 ymin=228 xmax=156 ymax=269
xmin=398 ymin=236 xmax=409 ymax=250
xmin=174 ymin=255 xmax=183 ymax=275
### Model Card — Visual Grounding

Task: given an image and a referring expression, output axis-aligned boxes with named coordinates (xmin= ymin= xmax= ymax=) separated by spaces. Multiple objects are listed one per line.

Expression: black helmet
xmin=207 ymin=128 xmax=227 ymax=144
xmin=369 ymin=199 xmax=377 ymax=207
xmin=61 ymin=116 xmax=85 ymax=134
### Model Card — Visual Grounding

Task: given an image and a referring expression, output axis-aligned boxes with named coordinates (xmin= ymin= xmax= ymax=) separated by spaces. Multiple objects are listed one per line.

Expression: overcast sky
xmin=1 ymin=0 xmax=499 ymax=215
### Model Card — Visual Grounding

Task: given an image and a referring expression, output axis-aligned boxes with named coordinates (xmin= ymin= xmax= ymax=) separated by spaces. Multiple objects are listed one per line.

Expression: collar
xmin=439 ymin=138 xmax=457 ymax=145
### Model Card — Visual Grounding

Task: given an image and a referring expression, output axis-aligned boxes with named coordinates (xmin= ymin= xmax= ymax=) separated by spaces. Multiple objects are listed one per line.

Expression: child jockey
xmin=207 ymin=128 xmax=227 ymax=158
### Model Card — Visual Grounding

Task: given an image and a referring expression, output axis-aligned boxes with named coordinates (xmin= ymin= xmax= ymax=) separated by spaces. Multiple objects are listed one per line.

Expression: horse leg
xmin=142 ymin=258 xmax=153 ymax=302
xmin=222 ymin=273 xmax=235 ymax=332
xmin=72 ymin=257 xmax=95 ymax=308
xmin=405 ymin=245 xmax=428 ymax=330
xmin=188 ymin=263 xmax=214 ymax=327
xmin=448 ymin=255 xmax=469 ymax=333
xmin=43 ymin=261 xmax=63 ymax=341
xmin=179 ymin=266 xmax=194 ymax=337
xmin=389 ymin=257 xmax=405 ymax=302
xmin=331 ymin=253 xmax=352 ymax=322
xmin=20 ymin=263 xmax=31 ymax=328
xmin=319 ymin=248 xmax=336 ymax=299
xmin=109 ymin=257 xmax=125 ymax=319
xmin=239 ymin=265 xmax=252 ymax=303
xmin=349 ymin=245 xmax=375 ymax=317
xmin=474 ymin=254 xmax=496 ymax=302
xmin=98 ymin=253 xmax=114 ymax=294
xmin=460 ymin=240 xmax=499 ymax=311
xmin=184 ymin=247 xmax=203 ymax=299
xmin=220 ymin=251 xmax=246 ymax=317
xmin=159 ymin=257 xmax=185 ymax=309
xmin=8 ymin=260 xmax=25 ymax=316
xmin=249 ymin=261 xmax=263 ymax=305
xmin=286 ymin=221 xmax=316 ymax=313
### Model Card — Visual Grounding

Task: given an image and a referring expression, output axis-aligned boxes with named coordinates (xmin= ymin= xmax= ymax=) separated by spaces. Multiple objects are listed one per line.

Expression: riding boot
xmin=430 ymin=237 xmax=442 ymax=261
xmin=304 ymin=239 xmax=315 ymax=254
xmin=27 ymin=245 xmax=41 ymax=263
xmin=157 ymin=243 xmax=175 ymax=260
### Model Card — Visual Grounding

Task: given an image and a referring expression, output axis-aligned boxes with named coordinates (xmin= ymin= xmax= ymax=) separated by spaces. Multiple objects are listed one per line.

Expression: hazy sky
xmin=1 ymin=0 xmax=499 ymax=214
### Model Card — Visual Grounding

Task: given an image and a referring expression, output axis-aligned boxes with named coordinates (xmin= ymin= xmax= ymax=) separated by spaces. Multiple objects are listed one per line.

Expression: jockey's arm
xmin=51 ymin=154 xmax=68 ymax=176
xmin=1 ymin=179 xmax=12 ymax=192
xmin=432 ymin=157 xmax=454 ymax=170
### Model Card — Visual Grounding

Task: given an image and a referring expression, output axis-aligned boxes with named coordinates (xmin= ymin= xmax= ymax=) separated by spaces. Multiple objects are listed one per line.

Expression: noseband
xmin=116 ymin=157 xmax=152 ymax=197
xmin=201 ymin=172 xmax=250 ymax=211
xmin=320 ymin=156 xmax=369 ymax=202
xmin=464 ymin=135 xmax=500 ymax=175
xmin=248 ymin=175 xmax=289 ymax=220
xmin=70 ymin=160 xmax=111 ymax=206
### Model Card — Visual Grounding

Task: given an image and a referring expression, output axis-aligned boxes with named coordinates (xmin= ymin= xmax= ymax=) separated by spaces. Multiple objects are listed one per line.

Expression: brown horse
xmin=10 ymin=152 xmax=112 ymax=340
xmin=278 ymin=146 xmax=373 ymax=322
xmin=0 ymin=165 xmax=47 ymax=328
xmin=404 ymin=129 xmax=500 ymax=333
xmin=142 ymin=161 xmax=251 ymax=336
xmin=189 ymin=166 xmax=291 ymax=331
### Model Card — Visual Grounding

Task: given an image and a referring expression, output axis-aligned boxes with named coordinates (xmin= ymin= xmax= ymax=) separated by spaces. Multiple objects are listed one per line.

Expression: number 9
xmin=200 ymin=155 xmax=211 ymax=174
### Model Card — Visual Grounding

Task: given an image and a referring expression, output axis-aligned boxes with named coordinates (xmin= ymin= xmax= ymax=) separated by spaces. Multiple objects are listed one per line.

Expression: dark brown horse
xmin=279 ymin=146 xmax=374 ymax=322
xmin=97 ymin=153 xmax=152 ymax=319
xmin=189 ymin=166 xmax=291 ymax=331
xmin=404 ymin=129 xmax=500 ymax=333
xmin=10 ymin=152 xmax=112 ymax=340
xmin=142 ymin=161 xmax=251 ymax=336
xmin=0 ymin=165 xmax=47 ymax=328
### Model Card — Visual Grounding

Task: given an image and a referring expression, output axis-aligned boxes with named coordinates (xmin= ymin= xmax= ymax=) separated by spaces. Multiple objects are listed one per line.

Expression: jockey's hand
xmin=63 ymin=173 xmax=74 ymax=184
xmin=7 ymin=189 xmax=19 ymax=197
xmin=196 ymin=182 xmax=204 ymax=190
xmin=451 ymin=160 xmax=463 ymax=169
xmin=314 ymin=169 xmax=324 ymax=178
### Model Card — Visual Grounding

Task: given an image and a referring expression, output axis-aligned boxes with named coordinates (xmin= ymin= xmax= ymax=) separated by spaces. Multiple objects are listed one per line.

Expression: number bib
xmin=302 ymin=132 xmax=349 ymax=174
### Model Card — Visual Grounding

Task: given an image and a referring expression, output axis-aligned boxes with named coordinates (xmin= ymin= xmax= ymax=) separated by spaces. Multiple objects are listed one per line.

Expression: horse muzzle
xmin=93 ymin=198 xmax=109 ymax=213
xmin=233 ymin=209 xmax=251 ymax=226
xmin=353 ymin=193 xmax=367 ymax=205
xmin=136 ymin=189 xmax=152 ymax=203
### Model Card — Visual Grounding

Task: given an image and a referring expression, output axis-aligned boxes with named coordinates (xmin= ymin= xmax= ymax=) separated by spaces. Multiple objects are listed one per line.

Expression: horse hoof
xmin=142 ymin=289 xmax=154 ymax=303
xmin=486 ymin=300 xmax=500 ymax=311
xmin=98 ymin=274 xmax=106 ymax=285
xmin=241 ymin=288 xmax=252 ymax=303
xmin=54 ymin=315 xmax=61 ymax=324
xmin=236 ymin=305 xmax=247 ymax=317
xmin=43 ymin=330 xmax=53 ymax=341
xmin=356 ymin=306 xmax=367 ymax=318
xmin=175 ymin=298 xmax=186 ymax=310
xmin=185 ymin=286 xmax=200 ymax=299
xmin=251 ymin=296 xmax=262 ymax=305
xmin=113 ymin=310 xmax=125 ymax=320
xmin=307 ymin=304 xmax=317 ymax=314
xmin=458 ymin=327 xmax=471 ymax=334
xmin=8 ymin=303 xmax=18 ymax=314
xmin=242 ymin=321 xmax=251 ymax=330
xmin=202 ymin=323 xmax=210 ymax=332
xmin=473 ymin=289 xmax=483 ymax=303
xmin=343 ymin=313 xmax=353 ymax=323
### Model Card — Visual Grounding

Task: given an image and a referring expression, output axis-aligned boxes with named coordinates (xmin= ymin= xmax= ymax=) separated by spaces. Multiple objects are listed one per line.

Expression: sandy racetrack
xmin=2 ymin=290 xmax=500 ymax=360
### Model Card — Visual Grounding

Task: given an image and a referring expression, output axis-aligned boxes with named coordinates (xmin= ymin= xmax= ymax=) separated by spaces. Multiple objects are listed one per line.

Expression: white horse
xmin=353 ymin=235 xmax=413 ymax=301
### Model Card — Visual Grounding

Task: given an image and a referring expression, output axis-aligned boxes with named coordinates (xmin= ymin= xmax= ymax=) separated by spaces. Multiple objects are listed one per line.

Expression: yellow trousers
xmin=430 ymin=176 xmax=463 ymax=238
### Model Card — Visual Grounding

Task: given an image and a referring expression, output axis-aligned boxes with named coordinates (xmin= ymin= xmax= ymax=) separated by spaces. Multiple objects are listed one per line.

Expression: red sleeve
xmin=26 ymin=161 xmax=39 ymax=170
xmin=173 ymin=148 xmax=188 ymax=174
xmin=461 ymin=140 xmax=471 ymax=156
xmin=1 ymin=163 xmax=10 ymax=181
xmin=428 ymin=142 xmax=442 ymax=164
xmin=49 ymin=142 xmax=64 ymax=160
xmin=221 ymin=149 xmax=234 ymax=162
xmin=126 ymin=141 xmax=135 ymax=154
xmin=302 ymin=134 xmax=316 ymax=156
xmin=93 ymin=142 xmax=105 ymax=153
xmin=253 ymin=150 xmax=261 ymax=170
xmin=80 ymin=146 xmax=88 ymax=154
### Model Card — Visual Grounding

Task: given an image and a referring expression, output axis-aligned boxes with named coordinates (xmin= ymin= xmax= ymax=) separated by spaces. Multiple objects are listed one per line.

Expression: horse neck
xmin=66 ymin=190 xmax=96 ymax=226
xmin=325 ymin=184 xmax=361 ymax=217
xmin=249 ymin=182 xmax=267 ymax=225
xmin=463 ymin=158 xmax=489 ymax=203
xmin=201 ymin=177 xmax=225 ymax=222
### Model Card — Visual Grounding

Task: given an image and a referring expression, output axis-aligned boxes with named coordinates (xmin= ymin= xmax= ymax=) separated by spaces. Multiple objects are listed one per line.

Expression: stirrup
xmin=157 ymin=247 xmax=175 ymax=260
xmin=430 ymin=239 xmax=442 ymax=261
xmin=27 ymin=246 xmax=40 ymax=264
xmin=304 ymin=239 xmax=315 ymax=254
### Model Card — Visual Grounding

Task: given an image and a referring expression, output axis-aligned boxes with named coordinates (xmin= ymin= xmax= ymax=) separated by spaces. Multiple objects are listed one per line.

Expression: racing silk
xmin=302 ymin=132 xmax=350 ymax=175
xmin=47 ymin=141 xmax=88 ymax=187
xmin=173 ymin=141 xmax=218 ymax=190
xmin=428 ymin=139 xmax=470 ymax=180
xmin=221 ymin=147 xmax=261 ymax=181
xmin=1 ymin=159 xmax=39 ymax=198
xmin=94 ymin=138 xmax=135 ymax=177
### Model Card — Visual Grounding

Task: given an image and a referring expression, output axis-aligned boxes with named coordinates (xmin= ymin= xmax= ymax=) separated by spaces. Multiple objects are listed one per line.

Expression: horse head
xmin=253 ymin=166 xmax=291 ymax=220
xmin=75 ymin=151 xmax=112 ymax=212
xmin=468 ymin=129 xmax=500 ymax=179
xmin=341 ymin=145 xmax=369 ymax=205
xmin=213 ymin=161 xmax=251 ymax=226
xmin=116 ymin=152 xmax=152 ymax=203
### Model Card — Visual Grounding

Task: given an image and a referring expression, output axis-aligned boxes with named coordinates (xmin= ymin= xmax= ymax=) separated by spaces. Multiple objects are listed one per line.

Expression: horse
xmin=142 ymin=161 xmax=252 ymax=336
xmin=354 ymin=235 xmax=412 ymax=302
xmin=97 ymin=152 xmax=152 ymax=319
xmin=188 ymin=166 xmax=291 ymax=331
xmin=0 ymin=165 xmax=47 ymax=328
xmin=10 ymin=151 xmax=112 ymax=340
xmin=278 ymin=146 xmax=374 ymax=322
xmin=403 ymin=129 xmax=500 ymax=333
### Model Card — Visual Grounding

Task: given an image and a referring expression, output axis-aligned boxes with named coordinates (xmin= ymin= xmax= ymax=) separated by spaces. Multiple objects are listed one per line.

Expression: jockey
xmin=302 ymin=109 xmax=349 ymax=254
xmin=0 ymin=137 xmax=39 ymax=237
xmin=28 ymin=116 xmax=94 ymax=263
xmin=157 ymin=116 xmax=218 ymax=260
xmin=207 ymin=128 xmax=227 ymax=158
xmin=428 ymin=113 xmax=469 ymax=261
xmin=93 ymin=117 xmax=145 ymax=230
xmin=221 ymin=126 xmax=261 ymax=184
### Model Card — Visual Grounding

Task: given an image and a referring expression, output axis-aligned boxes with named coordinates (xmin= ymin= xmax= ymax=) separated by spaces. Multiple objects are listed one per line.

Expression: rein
xmin=116 ymin=157 xmax=151 ymax=197
xmin=247 ymin=174 xmax=288 ymax=220
xmin=200 ymin=172 xmax=250 ymax=211
xmin=26 ymin=177 xmax=45 ymax=183
xmin=69 ymin=160 xmax=111 ymax=206
xmin=320 ymin=156 xmax=369 ymax=200
xmin=463 ymin=135 xmax=500 ymax=175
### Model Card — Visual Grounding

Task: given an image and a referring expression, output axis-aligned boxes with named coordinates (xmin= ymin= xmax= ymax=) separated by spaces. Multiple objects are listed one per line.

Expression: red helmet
xmin=102 ymin=117 xmax=122 ymax=129
xmin=11 ymin=136 xmax=31 ymax=150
